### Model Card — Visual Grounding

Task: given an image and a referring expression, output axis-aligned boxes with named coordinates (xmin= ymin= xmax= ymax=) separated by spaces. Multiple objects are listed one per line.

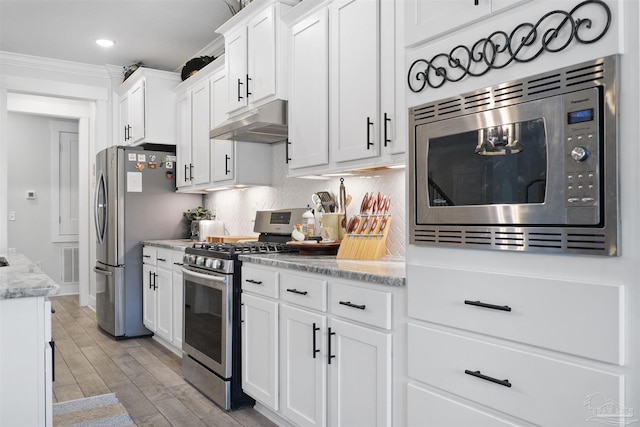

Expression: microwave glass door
xmin=427 ymin=118 xmax=547 ymax=207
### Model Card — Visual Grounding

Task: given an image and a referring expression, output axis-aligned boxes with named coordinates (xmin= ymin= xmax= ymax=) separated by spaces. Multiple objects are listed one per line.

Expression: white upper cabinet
xmin=288 ymin=7 xmax=329 ymax=170
xmin=116 ymin=68 xmax=180 ymax=146
xmin=404 ymin=0 xmax=531 ymax=47
xmin=175 ymin=75 xmax=212 ymax=190
xmin=329 ymin=0 xmax=379 ymax=163
xmin=285 ymin=0 xmax=404 ymax=177
xmin=217 ymin=0 xmax=299 ymax=117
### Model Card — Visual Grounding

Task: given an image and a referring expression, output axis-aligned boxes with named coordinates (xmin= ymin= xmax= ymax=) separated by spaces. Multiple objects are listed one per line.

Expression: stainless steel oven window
xmin=182 ymin=268 xmax=233 ymax=378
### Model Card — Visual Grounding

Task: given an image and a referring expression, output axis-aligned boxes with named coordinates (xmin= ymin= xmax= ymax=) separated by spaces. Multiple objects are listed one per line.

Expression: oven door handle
xmin=181 ymin=267 xmax=228 ymax=283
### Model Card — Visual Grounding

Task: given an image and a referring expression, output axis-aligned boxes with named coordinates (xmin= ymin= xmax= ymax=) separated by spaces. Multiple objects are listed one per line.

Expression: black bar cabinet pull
xmin=127 ymin=125 xmax=132 ymax=140
xmin=339 ymin=301 xmax=366 ymax=310
xmin=173 ymin=262 xmax=183 ymax=266
xmin=149 ymin=271 xmax=153 ymax=289
xmin=312 ymin=323 xmax=320 ymax=359
xmin=366 ymin=117 xmax=374 ymax=149
xmin=286 ymin=140 xmax=292 ymax=164
xmin=328 ymin=327 xmax=336 ymax=365
xmin=143 ymin=254 xmax=151 ymax=258
xmin=474 ymin=0 xmax=479 ymax=5
xmin=184 ymin=164 xmax=189 ymax=182
xmin=464 ymin=369 xmax=512 ymax=388
xmin=286 ymin=288 xmax=308 ymax=296
xmin=464 ymin=300 xmax=512 ymax=312
xmin=50 ymin=341 xmax=55 ymax=382
xmin=189 ymin=164 xmax=194 ymax=181
xmin=237 ymin=78 xmax=243 ymax=101
xmin=124 ymin=125 xmax=128 ymax=141
xmin=225 ymin=155 xmax=231 ymax=175
xmin=246 ymin=279 xmax=263 ymax=285
xmin=157 ymin=258 xmax=166 ymax=262
xmin=246 ymin=74 xmax=252 ymax=97
xmin=383 ymin=113 xmax=391 ymax=147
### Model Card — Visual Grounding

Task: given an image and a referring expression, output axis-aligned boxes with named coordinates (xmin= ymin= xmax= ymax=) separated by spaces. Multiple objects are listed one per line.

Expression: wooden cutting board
xmin=205 ymin=235 xmax=257 ymax=243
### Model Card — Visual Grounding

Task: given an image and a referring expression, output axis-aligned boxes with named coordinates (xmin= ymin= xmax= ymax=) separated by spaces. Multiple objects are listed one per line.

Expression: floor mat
xmin=53 ymin=393 xmax=135 ymax=426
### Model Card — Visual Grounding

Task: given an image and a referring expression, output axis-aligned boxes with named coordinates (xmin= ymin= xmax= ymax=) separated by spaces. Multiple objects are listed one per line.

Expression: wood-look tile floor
xmin=51 ymin=295 xmax=276 ymax=427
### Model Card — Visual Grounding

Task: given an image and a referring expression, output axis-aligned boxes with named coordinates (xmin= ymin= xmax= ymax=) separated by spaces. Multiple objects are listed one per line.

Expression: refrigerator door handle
xmin=94 ymin=266 xmax=113 ymax=276
xmin=94 ymin=171 xmax=108 ymax=244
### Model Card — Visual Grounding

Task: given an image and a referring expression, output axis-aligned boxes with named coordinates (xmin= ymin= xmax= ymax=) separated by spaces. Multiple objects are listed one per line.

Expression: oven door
xmin=182 ymin=267 xmax=233 ymax=379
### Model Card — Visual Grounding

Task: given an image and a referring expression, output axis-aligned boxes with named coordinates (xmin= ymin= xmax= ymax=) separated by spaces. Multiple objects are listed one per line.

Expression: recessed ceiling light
xmin=95 ymin=39 xmax=115 ymax=48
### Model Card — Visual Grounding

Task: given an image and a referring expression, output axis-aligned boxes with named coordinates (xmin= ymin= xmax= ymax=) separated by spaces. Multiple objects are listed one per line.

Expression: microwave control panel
xmin=563 ymin=88 xmax=600 ymax=224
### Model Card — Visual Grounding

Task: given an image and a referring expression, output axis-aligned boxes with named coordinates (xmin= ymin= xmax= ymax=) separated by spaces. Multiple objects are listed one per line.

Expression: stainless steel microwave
xmin=409 ymin=55 xmax=618 ymax=256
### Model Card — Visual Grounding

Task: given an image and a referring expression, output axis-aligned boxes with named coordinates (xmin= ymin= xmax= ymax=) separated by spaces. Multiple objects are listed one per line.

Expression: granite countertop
xmin=239 ymin=254 xmax=405 ymax=287
xmin=142 ymin=239 xmax=195 ymax=251
xmin=0 ymin=251 xmax=60 ymax=299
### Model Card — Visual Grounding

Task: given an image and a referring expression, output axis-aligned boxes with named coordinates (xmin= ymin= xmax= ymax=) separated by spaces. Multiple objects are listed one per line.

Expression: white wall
xmin=6 ymin=113 xmax=78 ymax=292
xmin=204 ymin=141 xmax=406 ymax=257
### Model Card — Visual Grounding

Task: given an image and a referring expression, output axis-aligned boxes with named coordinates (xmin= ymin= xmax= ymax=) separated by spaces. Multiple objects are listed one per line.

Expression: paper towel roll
xmin=199 ymin=220 xmax=225 ymax=241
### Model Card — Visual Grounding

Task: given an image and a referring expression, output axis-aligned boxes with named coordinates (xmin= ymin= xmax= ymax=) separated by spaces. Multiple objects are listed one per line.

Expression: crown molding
xmin=0 ymin=51 xmax=111 ymax=80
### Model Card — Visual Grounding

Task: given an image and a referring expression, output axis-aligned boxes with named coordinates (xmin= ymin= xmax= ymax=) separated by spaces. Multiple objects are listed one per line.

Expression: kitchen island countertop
xmin=240 ymin=254 xmax=405 ymax=287
xmin=0 ymin=251 xmax=60 ymax=299
xmin=142 ymin=239 xmax=195 ymax=251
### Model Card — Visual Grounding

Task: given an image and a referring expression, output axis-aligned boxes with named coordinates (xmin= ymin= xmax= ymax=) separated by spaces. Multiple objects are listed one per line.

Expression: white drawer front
xmin=407 ymin=383 xmax=521 ymax=427
xmin=408 ymin=264 xmax=623 ymax=364
xmin=242 ymin=266 xmax=279 ymax=299
xmin=329 ymin=282 xmax=391 ymax=329
xmin=408 ymin=324 xmax=623 ymax=427
xmin=280 ymin=273 xmax=327 ymax=312
xmin=171 ymin=251 xmax=184 ymax=272
xmin=142 ymin=246 xmax=157 ymax=265
xmin=156 ymin=249 xmax=172 ymax=269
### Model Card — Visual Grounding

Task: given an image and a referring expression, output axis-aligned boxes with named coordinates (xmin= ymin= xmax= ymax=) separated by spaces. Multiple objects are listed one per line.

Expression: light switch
xmin=8 ymin=211 xmax=16 ymax=221
xmin=26 ymin=190 xmax=36 ymax=200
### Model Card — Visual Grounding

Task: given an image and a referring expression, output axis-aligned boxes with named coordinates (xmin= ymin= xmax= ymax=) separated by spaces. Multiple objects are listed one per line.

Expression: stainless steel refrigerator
xmin=94 ymin=146 xmax=201 ymax=338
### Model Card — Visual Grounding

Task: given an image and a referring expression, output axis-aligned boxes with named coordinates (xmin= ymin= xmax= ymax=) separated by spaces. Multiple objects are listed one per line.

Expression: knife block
xmin=336 ymin=215 xmax=391 ymax=260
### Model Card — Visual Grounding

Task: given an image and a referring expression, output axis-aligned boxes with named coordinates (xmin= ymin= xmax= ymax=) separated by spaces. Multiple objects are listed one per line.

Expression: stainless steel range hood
xmin=210 ymin=99 xmax=288 ymax=143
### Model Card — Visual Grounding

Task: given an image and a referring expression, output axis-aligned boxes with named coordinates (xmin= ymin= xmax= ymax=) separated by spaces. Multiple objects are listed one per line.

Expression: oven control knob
xmin=204 ymin=258 xmax=215 ymax=268
xmin=213 ymin=259 xmax=224 ymax=270
xmin=571 ymin=146 xmax=589 ymax=162
xmin=195 ymin=256 xmax=205 ymax=266
xmin=184 ymin=254 xmax=195 ymax=264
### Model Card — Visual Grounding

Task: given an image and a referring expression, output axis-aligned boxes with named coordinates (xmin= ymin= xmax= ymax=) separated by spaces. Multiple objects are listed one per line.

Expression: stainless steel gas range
xmin=181 ymin=208 xmax=305 ymax=410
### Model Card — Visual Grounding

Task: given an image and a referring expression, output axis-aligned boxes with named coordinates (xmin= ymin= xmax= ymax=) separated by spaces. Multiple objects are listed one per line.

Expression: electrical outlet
xmin=8 ymin=211 xmax=16 ymax=221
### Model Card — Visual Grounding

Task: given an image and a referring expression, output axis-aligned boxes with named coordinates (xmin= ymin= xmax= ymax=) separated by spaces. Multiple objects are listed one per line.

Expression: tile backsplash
xmin=204 ymin=142 xmax=406 ymax=257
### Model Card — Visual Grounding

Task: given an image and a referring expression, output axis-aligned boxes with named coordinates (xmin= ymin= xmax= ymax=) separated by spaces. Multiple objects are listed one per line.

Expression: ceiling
xmin=0 ymin=0 xmax=237 ymax=73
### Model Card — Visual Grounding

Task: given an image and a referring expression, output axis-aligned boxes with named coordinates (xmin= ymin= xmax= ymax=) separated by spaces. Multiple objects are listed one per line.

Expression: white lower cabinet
xmin=142 ymin=245 xmax=186 ymax=354
xmin=327 ymin=318 xmax=391 ymax=427
xmin=406 ymin=263 xmax=626 ymax=426
xmin=0 ymin=297 xmax=53 ymax=427
xmin=242 ymin=292 xmax=279 ymax=410
xmin=241 ymin=263 xmax=395 ymax=427
xmin=407 ymin=383 xmax=520 ymax=427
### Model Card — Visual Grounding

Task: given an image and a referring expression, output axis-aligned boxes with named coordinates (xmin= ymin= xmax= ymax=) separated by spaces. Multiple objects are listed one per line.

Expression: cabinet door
xmin=280 ymin=304 xmax=327 ymax=427
xmin=172 ymin=269 xmax=184 ymax=349
xmin=327 ymin=318 xmax=391 ymax=427
xmin=210 ymin=69 xmax=228 ymax=128
xmin=176 ymin=92 xmax=192 ymax=188
xmin=248 ymin=4 xmax=277 ymax=105
xmin=329 ymin=0 xmax=380 ymax=163
xmin=119 ymin=93 xmax=130 ymax=145
xmin=242 ymin=293 xmax=279 ymax=410
xmin=289 ymin=8 xmax=329 ymax=170
xmin=142 ymin=264 xmax=157 ymax=331
xmin=404 ymin=0 xmax=491 ymax=47
xmin=380 ymin=0 xmax=403 ymax=155
xmin=212 ymin=140 xmax=235 ymax=183
xmin=155 ymin=266 xmax=173 ymax=342
xmin=191 ymin=80 xmax=211 ymax=185
xmin=128 ymin=79 xmax=146 ymax=144
xmin=226 ymin=26 xmax=249 ymax=113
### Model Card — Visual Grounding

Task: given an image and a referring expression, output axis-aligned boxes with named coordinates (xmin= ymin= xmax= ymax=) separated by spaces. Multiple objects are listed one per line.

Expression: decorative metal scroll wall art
xmin=407 ymin=0 xmax=612 ymax=93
